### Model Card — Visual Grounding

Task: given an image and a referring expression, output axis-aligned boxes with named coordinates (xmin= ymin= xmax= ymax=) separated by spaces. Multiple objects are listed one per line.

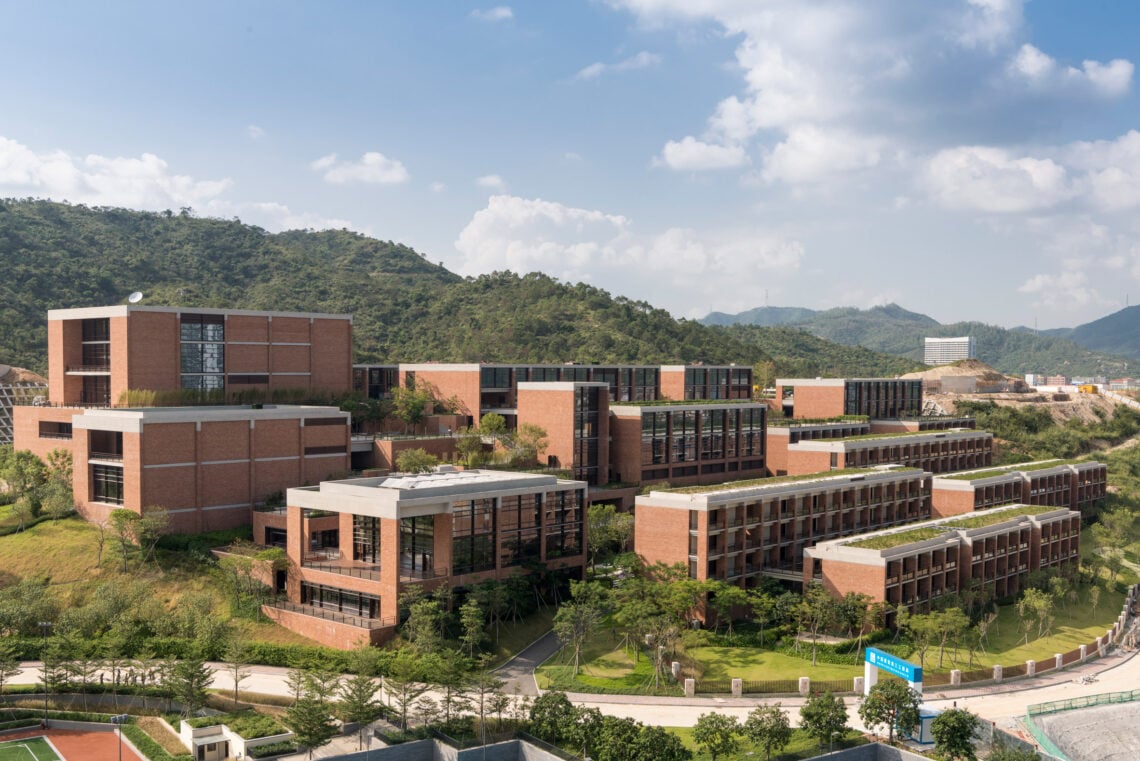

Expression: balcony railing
xmin=303 ymin=561 xmax=382 ymax=582
xmin=267 ymin=600 xmax=396 ymax=630
xmin=89 ymin=451 xmax=123 ymax=462
xmin=400 ymin=565 xmax=450 ymax=582
xmin=66 ymin=365 xmax=111 ymax=373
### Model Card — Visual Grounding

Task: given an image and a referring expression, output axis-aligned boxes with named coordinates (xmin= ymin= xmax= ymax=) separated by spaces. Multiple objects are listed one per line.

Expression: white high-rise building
xmin=924 ymin=336 xmax=976 ymax=366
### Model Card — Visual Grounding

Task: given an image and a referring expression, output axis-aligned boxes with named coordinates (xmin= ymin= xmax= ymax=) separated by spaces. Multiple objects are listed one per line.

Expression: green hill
xmin=1053 ymin=305 xmax=1140 ymax=363
xmin=0 ymin=200 xmax=917 ymax=378
xmin=701 ymin=302 xmax=1138 ymax=377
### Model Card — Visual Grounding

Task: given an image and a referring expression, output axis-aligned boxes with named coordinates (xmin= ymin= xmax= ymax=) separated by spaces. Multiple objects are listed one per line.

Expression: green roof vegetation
xmin=943 ymin=504 xmax=1062 ymax=530
xmin=942 ymin=458 xmax=1096 ymax=481
xmin=662 ymin=466 xmax=920 ymax=494
xmin=837 ymin=429 xmax=985 ymax=442
xmin=611 ymin=398 xmax=767 ymax=408
xmin=766 ymin=414 xmax=869 ymax=427
xmin=847 ymin=526 xmax=953 ymax=550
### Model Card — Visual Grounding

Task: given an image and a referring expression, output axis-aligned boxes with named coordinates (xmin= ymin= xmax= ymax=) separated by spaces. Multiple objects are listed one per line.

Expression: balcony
xmin=302 ymin=560 xmax=382 ymax=582
xmin=400 ymin=565 xmax=450 ymax=583
xmin=266 ymin=600 xmax=396 ymax=630
xmin=66 ymin=365 xmax=111 ymax=374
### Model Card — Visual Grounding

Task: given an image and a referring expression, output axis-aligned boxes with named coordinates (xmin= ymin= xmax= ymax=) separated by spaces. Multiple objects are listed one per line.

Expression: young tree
xmin=223 ymin=640 xmax=252 ymax=707
xmin=459 ymin=596 xmax=486 ymax=657
xmin=395 ymin=447 xmax=439 ymax=474
xmin=935 ymin=609 xmax=971 ymax=669
xmin=859 ymin=680 xmax=921 ymax=745
xmin=930 ymin=707 xmax=981 ymax=761
xmin=706 ymin=581 xmax=749 ymax=636
xmin=169 ymin=656 xmax=214 ymax=717
xmin=391 ymin=384 xmax=432 ymax=434
xmin=285 ymin=675 xmax=337 ymax=760
xmin=383 ymin=648 xmax=429 ymax=731
xmin=798 ymin=582 xmax=839 ymax=666
xmin=552 ymin=582 xmax=607 ymax=675
xmin=987 ymin=740 xmax=1041 ymax=761
xmin=799 ymin=691 xmax=848 ymax=751
xmin=529 ymin=691 xmax=577 ymax=745
xmin=750 ymin=589 xmax=777 ymax=644
xmin=136 ymin=507 xmax=170 ymax=565
xmin=338 ymin=673 xmax=381 ymax=751
xmin=456 ymin=426 xmax=485 ymax=467
xmin=0 ymin=641 xmax=21 ymax=696
xmin=692 ymin=712 xmax=741 ymax=761
xmin=744 ymin=703 xmax=793 ymax=761
xmin=511 ymin=422 xmax=549 ymax=465
xmin=109 ymin=509 xmax=141 ymax=571
xmin=633 ymin=724 xmax=693 ymax=761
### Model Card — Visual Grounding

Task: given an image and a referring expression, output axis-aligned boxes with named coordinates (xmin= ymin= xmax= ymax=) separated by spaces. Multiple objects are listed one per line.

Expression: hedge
xmin=247 ymin=740 xmax=299 ymax=758
xmin=122 ymin=722 xmax=193 ymax=761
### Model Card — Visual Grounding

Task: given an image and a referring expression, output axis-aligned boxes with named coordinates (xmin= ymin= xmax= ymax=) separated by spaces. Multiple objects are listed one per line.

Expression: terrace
xmin=663 ymin=466 xmax=916 ymax=494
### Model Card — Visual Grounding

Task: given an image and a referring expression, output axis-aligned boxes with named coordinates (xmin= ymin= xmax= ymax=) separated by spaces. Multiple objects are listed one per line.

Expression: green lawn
xmin=0 ymin=737 xmax=62 ymax=761
xmin=536 ymin=630 xmax=683 ymax=695
xmin=688 ymin=646 xmax=861 ymax=681
xmin=668 ymin=726 xmax=866 ymax=761
xmin=492 ymin=606 xmax=556 ymax=666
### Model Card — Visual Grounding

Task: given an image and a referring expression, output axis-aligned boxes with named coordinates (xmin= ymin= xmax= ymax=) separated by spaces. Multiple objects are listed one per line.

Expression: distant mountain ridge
xmin=700 ymin=303 xmax=1139 ymax=377
xmin=0 ymin=199 xmax=920 ymax=380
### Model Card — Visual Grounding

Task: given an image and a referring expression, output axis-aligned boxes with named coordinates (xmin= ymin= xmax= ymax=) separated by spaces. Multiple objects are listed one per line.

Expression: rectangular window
xmin=265 ymin=527 xmax=287 ymax=548
xmin=89 ymin=430 xmax=123 ymax=460
xmin=300 ymin=582 xmax=379 ymax=619
xmin=92 ymin=464 xmax=123 ymax=505
xmin=82 ymin=318 xmax=110 ymax=342
xmin=304 ymin=445 xmax=345 ymax=455
xmin=400 ymin=515 xmax=435 ymax=573
xmin=229 ymin=374 xmax=269 ymax=385
xmin=38 ymin=421 xmax=73 ymax=439
xmin=353 ymin=515 xmax=380 ymax=563
xmin=544 ymin=489 xmax=584 ymax=558
xmin=82 ymin=375 xmax=110 ymax=406
xmin=453 ymin=498 xmax=497 ymax=574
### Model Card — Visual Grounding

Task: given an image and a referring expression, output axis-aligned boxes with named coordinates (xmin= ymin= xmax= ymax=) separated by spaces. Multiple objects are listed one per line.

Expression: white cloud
xmin=247 ymin=125 xmax=265 ymax=140
xmin=0 ymin=135 xmax=231 ymax=209
xmin=1018 ymin=269 xmax=1100 ymax=310
xmin=312 ymin=151 xmax=410 ymax=185
xmin=453 ymin=194 xmax=802 ymax=313
xmin=574 ymin=51 xmax=662 ymax=80
xmin=476 ymin=174 xmax=506 ymax=190
xmin=563 ymin=152 xmax=583 ymax=163
xmin=655 ymin=137 xmax=749 ymax=171
xmin=241 ymin=201 xmax=357 ymax=232
xmin=923 ymin=146 xmax=1073 ymax=213
xmin=430 ymin=181 xmax=447 ymax=193
xmin=1008 ymin=44 xmax=1133 ymax=97
xmin=956 ymin=0 xmax=1025 ymax=51
xmin=470 ymin=6 xmax=512 ymax=22
xmin=1063 ymin=130 xmax=1140 ymax=211
xmin=762 ymin=125 xmax=882 ymax=184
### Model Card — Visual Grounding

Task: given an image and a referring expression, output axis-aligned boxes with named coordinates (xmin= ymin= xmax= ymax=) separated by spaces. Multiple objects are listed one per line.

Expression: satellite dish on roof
xmin=128 ymin=291 xmax=144 ymax=304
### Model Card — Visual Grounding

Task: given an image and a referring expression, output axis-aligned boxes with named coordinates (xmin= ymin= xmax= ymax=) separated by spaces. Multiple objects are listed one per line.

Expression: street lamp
xmin=111 ymin=714 xmax=130 ymax=761
xmin=37 ymin=621 xmax=51 ymax=726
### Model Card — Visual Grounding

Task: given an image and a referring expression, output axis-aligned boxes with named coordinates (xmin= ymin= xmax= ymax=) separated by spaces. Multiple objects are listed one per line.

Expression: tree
xmin=109 ymin=509 xmax=141 ymax=571
xmin=456 ymin=426 xmax=485 ymax=467
xmin=632 ymin=724 xmax=692 ymax=761
xmin=750 ymin=589 xmax=777 ymax=644
xmin=391 ymin=384 xmax=432 ymax=434
xmin=934 ymin=609 xmax=971 ymax=669
xmin=136 ymin=507 xmax=170 ymax=565
xmin=859 ymin=681 xmax=920 ymax=745
xmin=459 ymin=596 xmax=486 ymax=657
xmin=930 ymin=708 xmax=980 ymax=761
xmin=797 ymin=582 xmax=838 ymax=666
xmin=223 ymin=640 xmax=252 ymax=707
xmin=987 ymin=740 xmax=1041 ymax=761
xmin=338 ymin=673 xmax=381 ymax=751
xmin=169 ymin=656 xmax=213 ymax=717
xmin=285 ymin=675 xmax=337 ymax=760
xmin=0 ymin=641 xmax=21 ymax=696
xmin=395 ymin=447 xmax=439 ymax=474
xmin=2 ymin=449 xmax=47 ymax=504
xmin=692 ymin=712 xmax=741 ymax=761
xmin=552 ymin=582 xmax=607 ymax=675
xmin=383 ymin=648 xmax=429 ymax=731
xmin=480 ymin=413 xmax=507 ymax=437
xmin=401 ymin=594 xmax=445 ymax=654
xmin=706 ymin=581 xmax=749 ymax=636
xmin=529 ymin=691 xmax=577 ymax=745
xmin=744 ymin=703 xmax=792 ymax=761
xmin=799 ymin=691 xmax=848 ymax=751
xmin=511 ymin=422 xmax=549 ymax=465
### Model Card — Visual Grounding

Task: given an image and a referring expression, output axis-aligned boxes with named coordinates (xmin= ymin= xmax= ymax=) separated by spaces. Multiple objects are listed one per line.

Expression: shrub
xmin=122 ymin=722 xmax=194 ymax=761
xmin=247 ymin=740 xmax=300 ymax=758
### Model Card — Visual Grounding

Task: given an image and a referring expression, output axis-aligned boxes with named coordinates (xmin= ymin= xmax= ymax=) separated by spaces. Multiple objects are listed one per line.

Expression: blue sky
xmin=4 ymin=1 xmax=1140 ymax=329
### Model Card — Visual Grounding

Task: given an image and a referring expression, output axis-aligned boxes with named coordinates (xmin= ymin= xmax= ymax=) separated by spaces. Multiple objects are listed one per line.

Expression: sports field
xmin=0 ymin=737 xmax=62 ymax=761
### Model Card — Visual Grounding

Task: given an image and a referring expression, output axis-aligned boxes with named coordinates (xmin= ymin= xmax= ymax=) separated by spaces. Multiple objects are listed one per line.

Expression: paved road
xmin=493 ymin=630 xmax=561 ymax=696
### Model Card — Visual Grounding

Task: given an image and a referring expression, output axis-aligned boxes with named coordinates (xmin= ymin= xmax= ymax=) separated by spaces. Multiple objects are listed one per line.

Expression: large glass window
xmin=700 ymin=409 xmax=725 ymax=460
xmin=641 ymin=411 xmax=668 ymax=466
xmin=453 ymin=498 xmax=496 ymax=575
xmin=544 ymin=489 xmax=583 ymax=558
xmin=92 ymin=465 xmax=123 ymax=505
xmin=82 ymin=376 xmax=110 ymax=405
xmin=353 ymin=515 xmax=380 ymax=563
xmin=673 ymin=411 xmax=697 ymax=462
xmin=500 ymin=493 xmax=542 ymax=567
xmin=82 ymin=318 xmax=110 ymax=342
xmin=300 ymin=582 xmax=379 ymax=619
xmin=89 ymin=430 xmax=123 ymax=460
xmin=400 ymin=515 xmax=435 ymax=573
xmin=180 ymin=314 xmax=225 ymax=391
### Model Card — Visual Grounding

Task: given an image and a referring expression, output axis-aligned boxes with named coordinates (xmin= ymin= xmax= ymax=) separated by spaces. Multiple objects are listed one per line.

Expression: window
xmin=92 ymin=465 xmax=123 ymax=505
xmin=38 ymin=421 xmax=72 ymax=439
xmin=229 ymin=374 xmax=269 ymax=385
xmin=400 ymin=515 xmax=435 ymax=572
xmin=305 ymin=445 xmax=346 ymax=456
xmin=544 ymin=489 xmax=583 ymax=558
xmin=265 ymin=527 xmax=287 ymax=548
xmin=500 ymin=494 xmax=542 ymax=567
xmin=89 ymin=430 xmax=123 ymax=460
xmin=353 ymin=515 xmax=380 ymax=563
xmin=300 ymin=582 xmax=379 ymax=618
xmin=82 ymin=376 xmax=110 ymax=405
xmin=81 ymin=318 xmax=110 ymax=342
xmin=180 ymin=314 xmax=225 ymax=391
xmin=641 ymin=412 xmax=668 ymax=466
xmin=453 ymin=498 xmax=496 ymax=574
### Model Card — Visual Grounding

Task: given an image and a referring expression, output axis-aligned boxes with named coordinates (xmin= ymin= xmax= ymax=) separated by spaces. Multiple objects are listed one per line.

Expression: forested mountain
xmin=1045 ymin=305 xmax=1140 ymax=363
xmin=701 ymin=302 xmax=1138 ymax=377
xmin=702 ymin=306 xmax=818 ymax=327
xmin=0 ymin=200 xmax=917 ymax=378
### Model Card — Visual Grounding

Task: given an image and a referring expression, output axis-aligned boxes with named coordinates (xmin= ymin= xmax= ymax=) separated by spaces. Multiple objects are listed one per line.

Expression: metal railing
xmin=302 ymin=561 xmax=383 ymax=581
xmin=266 ymin=600 xmax=396 ymax=630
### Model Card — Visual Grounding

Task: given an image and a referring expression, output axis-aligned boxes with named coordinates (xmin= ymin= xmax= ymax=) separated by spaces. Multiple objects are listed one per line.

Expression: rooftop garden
xmin=836 ymin=429 xmax=983 ymax=442
xmin=942 ymin=458 xmax=1093 ymax=481
xmin=611 ymin=398 xmax=767 ymax=408
xmin=662 ymin=466 xmax=918 ymax=494
xmin=943 ymin=504 xmax=1061 ymax=530
xmin=846 ymin=526 xmax=953 ymax=550
xmin=766 ymin=414 xmax=869 ymax=427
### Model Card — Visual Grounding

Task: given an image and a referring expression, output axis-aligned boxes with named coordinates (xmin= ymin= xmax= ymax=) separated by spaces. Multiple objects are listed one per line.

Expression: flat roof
xmin=288 ymin=467 xmax=586 ymax=518
xmin=72 ymin=404 xmax=348 ymax=432
xmin=47 ymin=305 xmax=352 ymax=322
xmin=789 ymin=428 xmax=990 ymax=451
xmin=776 ymin=377 xmax=915 ymax=386
xmin=937 ymin=459 xmax=1102 ymax=482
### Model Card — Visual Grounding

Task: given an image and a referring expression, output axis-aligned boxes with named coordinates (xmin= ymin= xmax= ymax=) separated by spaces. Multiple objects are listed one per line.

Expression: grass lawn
xmin=688 ymin=646 xmax=861 ymax=681
xmin=668 ymin=726 xmax=866 ymax=761
xmin=491 ymin=606 xmax=555 ymax=666
xmin=0 ymin=737 xmax=62 ymax=761
xmin=536 ymin=630 xmax=681 ymax=695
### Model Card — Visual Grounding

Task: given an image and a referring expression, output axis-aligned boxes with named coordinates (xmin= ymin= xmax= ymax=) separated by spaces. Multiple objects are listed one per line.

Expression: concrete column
xmin=799 ymin=677 xmax=811 ymax=696
xmin=1080 ymin=644 xmax=1088 ymax=660
xmin=993 ymin=664 xmax=1003 ymax=683
xmin=1054 ymin=653 xmax=1063 ymax=670
xmin=950 ymin=670 xmax=961 ymax=686
xmin=853 ymin=676 xmax=864 ymax=694
xmin=1026 ymin=660 xmax=1035 ymax=677
xmin=671 ymin=661 xmax=681 ymax=680
xmin=684 ymin=678 xmax=695 ymax=698
xmin=731 ymin=678 xmax=742 ymax=697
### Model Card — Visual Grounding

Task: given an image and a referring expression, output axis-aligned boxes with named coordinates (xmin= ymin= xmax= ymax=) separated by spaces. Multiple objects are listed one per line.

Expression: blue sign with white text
xmin=865 ymin=647 xmax=922 ymax=682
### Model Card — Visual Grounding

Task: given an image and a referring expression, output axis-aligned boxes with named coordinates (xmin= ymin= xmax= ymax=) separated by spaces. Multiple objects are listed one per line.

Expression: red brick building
xmin=805 ymin=504 xmax=1081 ymax=625
xmin=776 ymin=378 xmax=924 ymax=420
xmin=931 ymin=460 xmax=1107 ymax=518
xmin=781 ymin=428 xmax=993 ymax=476
xmin=13 ymin=305 xmax=355 ymax=533
xmin=634 ymin=466 xmax=931 ymax=586
xmin=262 ymin=468 xmax=586 ymax=649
